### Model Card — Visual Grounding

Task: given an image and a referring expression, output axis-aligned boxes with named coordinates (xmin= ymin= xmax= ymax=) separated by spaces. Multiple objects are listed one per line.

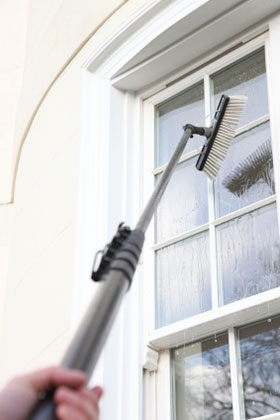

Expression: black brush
xmin=196 ymin=94 xmax=247 ymax=179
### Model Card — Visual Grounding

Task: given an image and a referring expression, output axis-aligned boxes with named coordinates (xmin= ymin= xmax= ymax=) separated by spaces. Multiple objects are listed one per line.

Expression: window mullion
xmin=205 ymin=74 xmax=219 ymax=309
xmin=228 ymin=327 xmax=244 ymax=420
xmin=143 ymin=100 xmax=157 ymax=334
xmin=213 ymin=195 xmax=277 ymax=227
xmin=153 ymin=148 xmax=201 ymax=176
xmin=265 ymin=32 xmax=280 ymax=244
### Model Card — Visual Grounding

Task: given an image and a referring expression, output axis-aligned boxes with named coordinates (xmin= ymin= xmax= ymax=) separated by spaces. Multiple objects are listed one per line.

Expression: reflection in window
xmin=217 ymin=204 xmax=280 ymax=305
xmin=155 ymin=158 xmax=208 ymax=243
xmin=173 ymin=334 xmax=233 ymax=420
xmin=215 ymin=122 xmax=275 ymax=217
xmin=222 ymin=139 xmax=273 ymax=198
xmin=212 ymin=48 xmax=269 ymax=127
xmin=155 ymin=82 xmax=204 ymax=167
xmin=156 ymin=232 xmax=211 ymax=328
xmin=239 ymin=317 xmax=280 ymax=419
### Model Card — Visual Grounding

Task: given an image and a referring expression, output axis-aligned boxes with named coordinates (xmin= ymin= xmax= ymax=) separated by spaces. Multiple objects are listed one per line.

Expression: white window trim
xmin=143 ymin=32 xmax=280 ymax=344
xmin=75 ymin=1 xmax=280 ymax=418
xmin=142 ymin=32 xmax=280 ymax=420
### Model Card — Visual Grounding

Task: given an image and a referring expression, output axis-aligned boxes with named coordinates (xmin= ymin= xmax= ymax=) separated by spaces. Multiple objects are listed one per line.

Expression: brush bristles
xmin=203 ymin=95 xmax=247 ymax=180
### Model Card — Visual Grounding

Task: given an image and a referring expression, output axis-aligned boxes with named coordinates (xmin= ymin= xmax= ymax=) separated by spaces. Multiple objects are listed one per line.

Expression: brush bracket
xmin=183 ymin=124 xmax=212 ymax=138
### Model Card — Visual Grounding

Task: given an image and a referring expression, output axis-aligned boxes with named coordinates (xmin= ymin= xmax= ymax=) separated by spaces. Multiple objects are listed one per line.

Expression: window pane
xmin=155 ymin=232 xmax=211 ymax=328
xmin=217 ymin=204 xmax=280 ymax=305
xmin=155 ymin=158 xmax=208 ymax=243
xmin=212 ymin=48 xmax=269 ymax=127
xmin=155 ymin=82 xmax=204 ymax=167
xmin=173 ymin=334 xmax=233 ymax=420
xmin=215 ymin=121 xmax=274 ymax=217
xmin=239 ymin=317 xmax=280 ymax=419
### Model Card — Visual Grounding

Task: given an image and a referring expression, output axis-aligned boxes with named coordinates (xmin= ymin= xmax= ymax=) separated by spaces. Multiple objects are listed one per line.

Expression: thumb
xmin=92 ymin=386 xmax=103 ymax=401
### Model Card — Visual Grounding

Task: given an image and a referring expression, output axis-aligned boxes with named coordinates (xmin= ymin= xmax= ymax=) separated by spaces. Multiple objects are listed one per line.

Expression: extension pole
xmin=29 ymin=127 xmax=193 ymax=420
xmin=136 ymin=127 xmax=192 ymax=232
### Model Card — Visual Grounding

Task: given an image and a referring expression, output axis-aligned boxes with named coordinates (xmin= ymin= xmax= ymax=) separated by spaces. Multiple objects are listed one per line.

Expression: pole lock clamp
xmin=91 ymin=223 xmax=145 ymax=288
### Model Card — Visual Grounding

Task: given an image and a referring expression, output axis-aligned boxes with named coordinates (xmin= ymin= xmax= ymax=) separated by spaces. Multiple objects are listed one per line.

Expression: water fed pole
xmin=29 ymin=95 xmax=247 ymax=419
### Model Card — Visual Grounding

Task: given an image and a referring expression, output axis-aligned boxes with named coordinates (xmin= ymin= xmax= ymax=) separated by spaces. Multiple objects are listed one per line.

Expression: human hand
xmin=0 ymin=366 xmax=103 ymax=420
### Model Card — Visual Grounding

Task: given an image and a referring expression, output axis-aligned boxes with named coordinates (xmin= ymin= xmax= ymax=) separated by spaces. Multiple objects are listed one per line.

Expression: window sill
xmin=252 ymin=413 xmax=280 ymax=420
xmin=148 ymin=287 xmax=280 ymax=349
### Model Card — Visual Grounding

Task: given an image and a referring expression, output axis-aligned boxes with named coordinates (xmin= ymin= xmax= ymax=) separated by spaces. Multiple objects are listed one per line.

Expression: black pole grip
xmin=109 ymin=229 xmax=144 ymax=288
xmin=27 ymin=230 xmax=145 ymax=420
xmin=28 ymin=390 xmax=56 ymax=420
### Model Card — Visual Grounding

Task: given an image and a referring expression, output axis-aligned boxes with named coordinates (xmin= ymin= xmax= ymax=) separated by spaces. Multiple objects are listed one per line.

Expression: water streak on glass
xmin=217 ymin=204 xmax=280 ymax=305
xmin=215 ymin=122 xmax=274 ymax=217
xmin=173 ymin=334 xmax=233 ymax=420
xmin=155 ymin=158 xmax=208 ymax=243
xmin=239 ymin=317 xmax=280 ymax=419
xmin=212 ymin=48 xmax=268 ymax=128
xmin=155 ymin=82 xmax=204 ymax=167
xmin=156 ymin=232 xmax=211 ymax=328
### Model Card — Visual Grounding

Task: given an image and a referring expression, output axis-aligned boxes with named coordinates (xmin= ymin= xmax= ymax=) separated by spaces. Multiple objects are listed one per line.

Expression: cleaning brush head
xmin=196 ymin=94 xmax=247 ymax=180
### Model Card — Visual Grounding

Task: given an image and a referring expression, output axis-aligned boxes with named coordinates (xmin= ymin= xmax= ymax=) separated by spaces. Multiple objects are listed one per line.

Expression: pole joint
xmin=91 ymin=223 xmax=144 ymax=288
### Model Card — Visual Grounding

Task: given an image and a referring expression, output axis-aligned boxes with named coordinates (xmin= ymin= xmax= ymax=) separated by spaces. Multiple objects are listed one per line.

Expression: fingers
xmin=55 ymin=386 xmax=103 ymax=420
xmin=23 ymin=366 xmax=87 ymax=392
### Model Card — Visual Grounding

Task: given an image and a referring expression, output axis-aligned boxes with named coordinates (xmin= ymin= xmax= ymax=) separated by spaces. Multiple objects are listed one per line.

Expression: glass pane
xmin=155 ymin=232 xmax=211 ymax=328
xmin=212 ymin=48 xmax=269 ymax=127
xmin=155 ymin=158 xmax=208 ymax=243
xmin=215 ymin=121 xmax=274 ymax=217
xmin=155 ymin=82 xmax=204 ymax=167
xmin=239 ymin=317 xmax=280 ymax=419
xmin=173 ymin=334 xmax=233 ymax=420
xmin=217 ymin=204 xmax=280 ymax=305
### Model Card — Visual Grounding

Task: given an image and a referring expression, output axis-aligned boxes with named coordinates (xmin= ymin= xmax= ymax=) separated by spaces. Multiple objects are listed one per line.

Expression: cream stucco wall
xmin=0 ymin=0 xmax=150 ymax=386
xmin=1 ymin=0 xmax=129 ymax=205
xmin=0 ymin=1 xmax=29 ymax=321
xmin=0 ymin=0 xmax=29 ymax=202
xmin=0 ymin=61 xmax=82 ymax=381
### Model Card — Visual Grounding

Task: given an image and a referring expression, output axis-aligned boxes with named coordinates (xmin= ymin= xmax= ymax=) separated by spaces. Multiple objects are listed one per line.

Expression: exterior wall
xmin=2 ymin=1 xmax=280 ymax=419
xmin=0 ymin=61 xmax=82 ymax=382
xmin=12 ymin=0 xmax=127 ymax=203
xmin=0 ymin=0 xmax=150 ymax=386
xmin=0 ymin=0 xmax=29 ymax=202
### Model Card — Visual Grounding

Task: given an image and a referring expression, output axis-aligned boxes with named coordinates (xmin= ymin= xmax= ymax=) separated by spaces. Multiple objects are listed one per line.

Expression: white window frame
xmin=76 ymin=2 xmax=280 ymax=418
xmin=142 ymin=33 xmax=280 ymax=420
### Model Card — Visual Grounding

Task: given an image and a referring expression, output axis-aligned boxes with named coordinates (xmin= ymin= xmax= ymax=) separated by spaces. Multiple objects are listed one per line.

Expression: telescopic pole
xmin=28 ymin=127 xmax=193 ymax=419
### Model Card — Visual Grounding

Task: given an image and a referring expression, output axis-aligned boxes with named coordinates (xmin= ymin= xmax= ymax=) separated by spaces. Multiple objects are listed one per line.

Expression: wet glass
xmin=215 ymin=121 xmax=274 ymax=217
xmin=212 ymin=48 xmax=269 ymax=128
xmin=155 ymin=157 xmax=208 ymax=243
xmin=217 ymin=204 xmax=280 ymax=305
xmin=155 ymin=231 xmax=211 ymax=328
xmin=239 ymin=317 xmax=280 ymax=419
xmin=155 ymin=82 xmax=205 ymax=167
xmin=173 ymin=334 xmax=233 ymax=420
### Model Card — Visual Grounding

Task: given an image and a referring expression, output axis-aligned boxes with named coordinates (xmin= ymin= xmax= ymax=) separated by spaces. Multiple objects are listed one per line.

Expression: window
xmin=172 ymin=316 xmax=280 ymax=420
xmin=173 ymin=333 xmax=233 ymax=419
xmin=143 ymin=36 xmax=280 ymax=420
xmin=80 ymin=3 xmax=280 ymax=419
xmin=239 ymin=317 xmax=280 ymax=418
xmin=154 ymin=47 xmax=279 ymax=328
